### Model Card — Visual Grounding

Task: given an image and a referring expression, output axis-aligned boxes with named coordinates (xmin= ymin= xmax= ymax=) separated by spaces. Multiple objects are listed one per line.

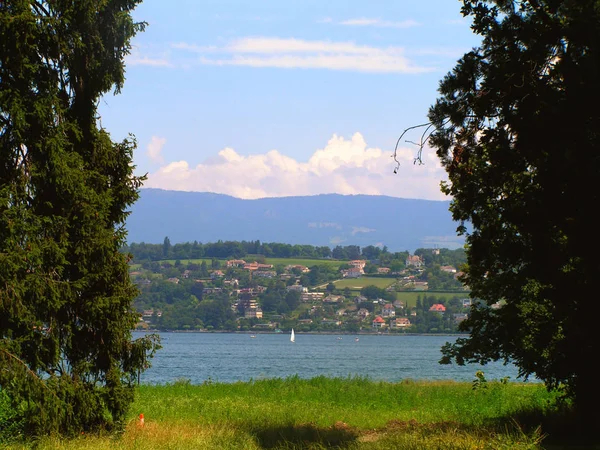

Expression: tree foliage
xmin=0 ymin=0 xmax=159 ymax=436
xmin=427 ymin=0 xmax=600 ymax=426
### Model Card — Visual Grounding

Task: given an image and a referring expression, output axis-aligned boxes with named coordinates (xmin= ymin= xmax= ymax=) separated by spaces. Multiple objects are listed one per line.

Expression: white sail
xmin=290 ymin=328 xmax=295 ymax=343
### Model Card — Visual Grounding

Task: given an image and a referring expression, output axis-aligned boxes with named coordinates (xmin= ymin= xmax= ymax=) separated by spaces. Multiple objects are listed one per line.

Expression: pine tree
xmin=0 ymin=0 xmax=159 ymax=436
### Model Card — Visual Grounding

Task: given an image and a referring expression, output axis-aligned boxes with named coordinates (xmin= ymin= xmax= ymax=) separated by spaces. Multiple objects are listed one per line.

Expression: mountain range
xmin=125 ymin=189 xmax=464 ymax=252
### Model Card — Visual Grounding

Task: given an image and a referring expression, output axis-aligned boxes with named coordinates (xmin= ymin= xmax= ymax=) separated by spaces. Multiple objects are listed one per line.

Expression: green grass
xmin=265 ymin=257 xmax=343 ymax=269
xmin=4 ymin=376 xmax=570 ymax=449
xmin=394 ymin=291 xmax=465 ymax=309
xmin=333 ymin=277 xmax=396 ymax=290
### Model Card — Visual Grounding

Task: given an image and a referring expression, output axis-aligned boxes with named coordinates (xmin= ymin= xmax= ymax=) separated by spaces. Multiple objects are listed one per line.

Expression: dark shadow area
xmin=486 ymin=407 xmax=600 ymax=449
xmin=251 ymin=422 xmax=358 ymax=449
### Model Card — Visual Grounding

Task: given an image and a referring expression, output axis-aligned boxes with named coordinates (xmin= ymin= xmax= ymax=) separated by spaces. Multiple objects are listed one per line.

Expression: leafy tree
xmin=0 ymin=0 xmax=159 ymax=436
xmin=425 ymin=0 xmax=600 ymax=428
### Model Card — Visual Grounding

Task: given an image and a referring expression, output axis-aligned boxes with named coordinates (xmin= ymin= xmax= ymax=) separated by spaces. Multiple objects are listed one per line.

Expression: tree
xmin=422 ymin=0 xmax=600 ymax=428
xmin=162 ymin=236 xmax=171 ymax=259
xmin=0 ymin=0 xmax=159 ymax=436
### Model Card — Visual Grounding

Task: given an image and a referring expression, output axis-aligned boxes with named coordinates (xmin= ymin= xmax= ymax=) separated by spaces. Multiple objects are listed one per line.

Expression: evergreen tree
xmin=0 ymin=0 xmax=159 ymax=436
xmin=427 ymin=0 xmax=600 ymax=428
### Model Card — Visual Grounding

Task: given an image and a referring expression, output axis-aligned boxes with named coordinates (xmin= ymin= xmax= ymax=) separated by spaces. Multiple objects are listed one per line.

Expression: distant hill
xmin=125 ymin=189 xmax=464 ymax=252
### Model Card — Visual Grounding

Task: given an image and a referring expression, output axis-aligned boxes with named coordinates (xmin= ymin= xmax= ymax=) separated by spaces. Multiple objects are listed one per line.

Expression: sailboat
xmin=290 ymin=328 xmax=295 ymax=343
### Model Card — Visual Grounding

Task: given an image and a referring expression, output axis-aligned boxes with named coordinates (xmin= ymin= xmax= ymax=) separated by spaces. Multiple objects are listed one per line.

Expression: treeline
xmin=123 ymin=238 xmax=390 ymax=261
xmin=123 ymin=238 xmax=466 ymax=267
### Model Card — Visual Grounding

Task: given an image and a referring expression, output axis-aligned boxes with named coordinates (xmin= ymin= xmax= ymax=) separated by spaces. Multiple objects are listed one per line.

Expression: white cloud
xmin=144 ymin=132 xmax=449 ymax=201
xmin=172 ymin=37 xmax=433 ymax=74
xmin=126 ymin=48 xmax=172 ymax=68
xmin=147 ymin=136 xmax=167 ymax=163
xmin=339 ymin=18 xmax=421 ymax=28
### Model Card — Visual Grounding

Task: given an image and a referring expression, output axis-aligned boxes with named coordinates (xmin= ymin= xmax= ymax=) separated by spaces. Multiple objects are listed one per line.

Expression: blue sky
xmin=99 ymin=0 xmax=481 ymax=200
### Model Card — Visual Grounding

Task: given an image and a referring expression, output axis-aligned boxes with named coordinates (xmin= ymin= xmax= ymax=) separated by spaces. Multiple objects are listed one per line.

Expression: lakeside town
xmin=126 ymin=240 xmax=476 ymax=334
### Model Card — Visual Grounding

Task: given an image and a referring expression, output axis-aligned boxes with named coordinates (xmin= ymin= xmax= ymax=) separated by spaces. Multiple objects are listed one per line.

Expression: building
xmin=405 ymin=254 xmax=424 ymax=268
xmin=226 ymin=259 xmax=247 ymax=268
xmin=390 ymin=317 xmax=411 ymax=329
xmin=429 ymin=303 xmax=446 ymax=313
xmin=357 ymin=308 xmax=370 ymax=318
xmin=372 ymin=316 xmax=386 ymax=329
xmin=300 ymin=292 xmax=325 ymax=302
xmin=381 ymin=304 xmax=396 ymax=318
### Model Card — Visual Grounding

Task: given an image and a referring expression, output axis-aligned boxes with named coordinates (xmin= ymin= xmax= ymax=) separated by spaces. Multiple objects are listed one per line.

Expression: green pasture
xmin=394 ymin=291 xmax=466 ymax=309
xmin=333 ymin=277 xmax=396 ymax=290
xmin=265 ymin=257 xmax=343 ymax=268
xmin=3 ymin=376 xmax=574 ymax=450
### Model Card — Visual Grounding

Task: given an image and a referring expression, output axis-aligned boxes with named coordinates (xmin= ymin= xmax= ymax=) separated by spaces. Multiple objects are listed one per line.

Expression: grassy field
xmin=3 ymin=376 xmax=583 ymax=449
xmin=394 ymin=291 xmax=466 ymax=309
xmin=265 ymin=257 xmax=343 ymax=269
xmin=333 ymin=277 xmax=396 ymax=290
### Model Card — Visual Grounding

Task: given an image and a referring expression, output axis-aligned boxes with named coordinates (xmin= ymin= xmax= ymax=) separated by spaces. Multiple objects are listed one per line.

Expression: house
xmin=405 ymin=254 xmax=424 ymax=268
xmin=286 ymin=284 xmax=308 ymax=293
xmin=166 ymin=277 xmax=180 ymax=284
xmin=390 ymin=317 xmax=411 ymax=329
xmin=226 ymin=259 xmax=247 ymax=268
xmin=461 ymin=298 xmax=472 ymax=307
xmin=300 ymin=292 xmax=324 ymax=302
xmin=245 ymin=306 xmax=263 ymax=319
xmin=429 ymin=303 xmax=446 ymax=313
xmin=372 ymin=316 xmax=386 ymax=329
xmin=300 ymin=292 xmax=325 ymax=302
xmin=253 ymin=270 xmax=277 ymax=278
xmin=210 ymin=270 xmax=224 ymax=279
xmin=324 ymin=295 xmax=343 ymax=303
xmin=343 ymin=268 xmax=363 ymax=278
xmin=321 ymin=319 xmax=341 ymax=326
xmin=440 ymin=265 xmax=457 ymax=273
xmin=393 ymin=300 xmax=405 ymax=309
xmin=141 ymin=309 xmax=162 ymax=323
xmin=381 ymin=304 xmax=396 ymax=318
xmin=349 ymin=260 xmax=367 ymax=269
xmin=203 ymin=287 xmax=223 ymax=294
xmin=336 ymin=308 xmax=347 ymax=316
xmin=286 ymin=265 xmax=310 ymax=273
xmin=354 ymin=295 xmax=368 ymax=303
xmin=182 ymin=270 xmax=191 ymax=279
xmin=298 ymin=319 xmax=313 ymax=324
xmin=357 ymin=308 xmax=370 ymax=318
xmin=243 ymin=262 xmax=259 ymax=271
xmin=453 ymin=313 xmax=468 ymax=324
xmin=377 ymin=267 xmax=391 ymax=274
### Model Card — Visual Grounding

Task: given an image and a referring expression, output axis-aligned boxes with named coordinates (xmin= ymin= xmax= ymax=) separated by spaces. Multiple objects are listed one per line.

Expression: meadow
xmin=2 ymin=376 xmax=584 ymax=449
xmin=332 ymin=277 xmax=396 ymax=290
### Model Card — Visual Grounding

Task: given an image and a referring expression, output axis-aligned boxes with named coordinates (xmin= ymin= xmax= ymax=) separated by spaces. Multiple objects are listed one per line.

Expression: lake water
xmin=134 ymin=332 xmax=533 ymax=385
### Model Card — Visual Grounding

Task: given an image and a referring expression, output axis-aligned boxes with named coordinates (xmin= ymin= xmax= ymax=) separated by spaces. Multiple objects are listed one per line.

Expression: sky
xmin=99 ymin=0 xmax=482 ymax=201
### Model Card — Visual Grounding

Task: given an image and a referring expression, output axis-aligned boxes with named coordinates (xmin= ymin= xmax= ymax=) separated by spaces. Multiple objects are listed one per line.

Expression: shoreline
xmin=133 ymin=330 xmax=468 ymax=337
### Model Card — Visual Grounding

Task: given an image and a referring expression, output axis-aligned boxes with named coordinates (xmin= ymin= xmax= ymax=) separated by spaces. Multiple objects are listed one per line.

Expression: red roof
xmin=429 ymin=304 xmax=446 ymax=312
xmin=373 ymin=316 xmax=385 ymax=323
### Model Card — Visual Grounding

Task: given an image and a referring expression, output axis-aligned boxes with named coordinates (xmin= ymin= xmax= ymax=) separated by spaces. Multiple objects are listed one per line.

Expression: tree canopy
xmin=0 ymin=0 xmax=159 ymax=436
xmin=427 ymin=0 xmax=600 ymax=428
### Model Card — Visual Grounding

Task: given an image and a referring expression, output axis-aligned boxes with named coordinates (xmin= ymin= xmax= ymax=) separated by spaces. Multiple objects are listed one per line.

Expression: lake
xmin=133 ymin=332 xmax=533 ymax=385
